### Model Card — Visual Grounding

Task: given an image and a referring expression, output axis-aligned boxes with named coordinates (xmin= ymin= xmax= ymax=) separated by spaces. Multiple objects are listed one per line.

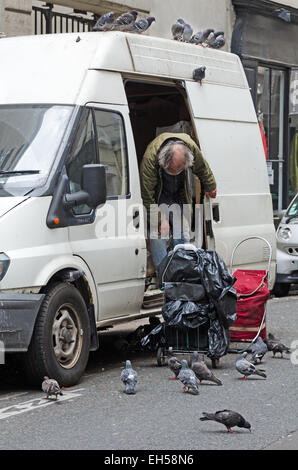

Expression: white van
xmin=0 ymin=32 xmax=276 ymax=385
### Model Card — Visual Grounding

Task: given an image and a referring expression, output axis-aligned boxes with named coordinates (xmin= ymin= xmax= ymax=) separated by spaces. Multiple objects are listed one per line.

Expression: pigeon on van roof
xmin=210 ymin=35 xmax=225 ymax=49
xmin=171 ymin=19 xmax=185 ymax=40
xmin=190 ymin=28 xmax=214 ymax=45
xmin=132 ymin=16 xmax=155 ymax=34
xmin=182 ymin=23 xmax=193 ymax=42
xmin=111 ymin=10 xmax=138 ymax=31
xmin=193 ymin=66 xmax=206 ymax=85
xmin=93 ymin=11 xmax=115 ymax=31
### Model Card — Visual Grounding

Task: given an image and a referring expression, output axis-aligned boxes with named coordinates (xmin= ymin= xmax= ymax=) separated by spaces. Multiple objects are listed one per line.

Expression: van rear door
xmin=185 ymin=81 xmax=276 ymax=277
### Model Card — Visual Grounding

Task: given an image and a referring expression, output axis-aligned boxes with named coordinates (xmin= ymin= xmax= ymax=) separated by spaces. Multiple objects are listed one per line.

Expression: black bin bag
xmin=141 ymin=247 xmax=237 ymax=358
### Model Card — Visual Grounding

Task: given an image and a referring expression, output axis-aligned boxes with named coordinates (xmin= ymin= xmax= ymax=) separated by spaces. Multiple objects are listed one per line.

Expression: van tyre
xmin=22 ymin=282 xmax=91 ymax=387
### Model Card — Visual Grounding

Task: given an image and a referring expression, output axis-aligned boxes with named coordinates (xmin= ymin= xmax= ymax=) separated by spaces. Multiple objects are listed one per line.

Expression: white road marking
xmin=0 ymin=388 xmax=84 ymax=420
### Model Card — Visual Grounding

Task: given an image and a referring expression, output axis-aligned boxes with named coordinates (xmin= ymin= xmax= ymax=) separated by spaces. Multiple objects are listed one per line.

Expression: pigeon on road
xmin=93 ymin=12 xmax=115 ymax=31
xmin=251 ymin=336 xmax=268 ymax=364
xmin=200 ymin=410 xmax=251 ymax=433
xmin=42 ymin=376 xmax=63 ymax=400
xmin=235 ymin=352 xmax=266 ymax=379
xmin=132 ymin=16 xmax=155 ymax=34
xmin=171 ymin=19 xmax=185 ymax=41
xmin=191 ymin=352 xmax=222 ymax=385
xmin=266 ymin=333 xmax=291 ymax=358
xmin=120 ymin=360 xmax=138 ymax=394
xmin=111 ymin=11 xmax=138 ymax=31
xmin=178 ymin=359 xmax=199 ymax=395
xmin=193 ymin=66 xmax=206 ymax=85
xmin=167 ymin=347 xmax=182 ymax=380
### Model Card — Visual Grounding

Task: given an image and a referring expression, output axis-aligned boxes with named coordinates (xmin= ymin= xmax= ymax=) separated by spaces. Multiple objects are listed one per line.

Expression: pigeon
xmin=132 ymin=16 xmax=155 ymax=34
xmin=42 ymin=376 xmax=63 ymax=400
xmin=235 ymin=352 xmax=266 ymax=379
xmin=76 ymin=36 xmax=81 ymax=43
xmin=192 ymin=66 xmax=206 ymax=85
xmin=266 ymin=333 xmax=291 ymax=358
xmin=111 ymin=10 xmax=138 ymax=31
xmin=120 ymin=360 xmax=138 ymax=394
xmin=200 ymin=410 xmax=251 ymax=433
xmin=210 ymin=35 xmax=226 ymax=49
xmin=191 ymin=351 xmax=222 ymax=385
xmin=167 ymin=346 xmax=182 ymax=379
xmin=182 ymin=23 xmax=193 ymax=43
xmin=93 ymin=11 xmax=115 ymax=31
xmin=190 ymin=28 xmax=214 ymax=45
xmin=178 ymin=359 xmax=199 ymax=395
xmin=204 ymin=31 xmax=216 ymax=47
xmin=251 ymin=336 xmax=268 ymax=364
xmin=171 ymin=19 xmax=185 ymax=41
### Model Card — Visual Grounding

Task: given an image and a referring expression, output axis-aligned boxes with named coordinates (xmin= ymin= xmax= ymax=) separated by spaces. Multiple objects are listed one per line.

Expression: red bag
xmin=229 ymin=269 xmax=270 ymax=342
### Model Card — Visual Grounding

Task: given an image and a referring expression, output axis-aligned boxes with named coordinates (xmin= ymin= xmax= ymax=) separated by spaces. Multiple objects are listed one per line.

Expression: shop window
xmin=257 ymin=66 xmax=286 ymax=214
xmin=289 ymin=69 xmax=298 ymax=199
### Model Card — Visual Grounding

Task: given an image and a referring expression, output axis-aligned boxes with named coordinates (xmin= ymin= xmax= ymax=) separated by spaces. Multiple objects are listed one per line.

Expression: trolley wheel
xmin=211 ymin=358 xmax=220 ymax=369
xmin=157 ymin=347 xmax=166 ymax=367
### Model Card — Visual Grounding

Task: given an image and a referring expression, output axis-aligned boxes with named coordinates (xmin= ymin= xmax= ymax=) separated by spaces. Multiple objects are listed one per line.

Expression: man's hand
xmin=205 ymin=189 xmax=217 ymax=199
xmin=159 ymin=219 xmax=170 ymax=235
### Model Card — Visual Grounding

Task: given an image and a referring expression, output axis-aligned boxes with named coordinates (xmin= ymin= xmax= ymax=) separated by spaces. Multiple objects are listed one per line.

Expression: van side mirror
xmin=63 ymin=164 xmax=107 ymax=210
xmin=47 ymin=164 xmax=106 ymax=229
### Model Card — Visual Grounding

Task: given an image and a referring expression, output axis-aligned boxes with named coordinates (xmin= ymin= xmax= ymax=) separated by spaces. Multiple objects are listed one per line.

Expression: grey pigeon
xmin=120 ymin=360 xmax=138 ymax=394
xmin=167 ymin=346 xmax=182 ymax=380
xmin=182 ymin=23 xmax=193 ymax=42
xmin=235 ymin=352 xmax=266 ymax=380
xmin=204 ymin=31 xmax=216 ymax=47
xmin=192 ymin=66 xmax=206 ymax=85
xmin=42 ymin=376 xmax=63 ymax=400
xmin=210 ymin=34 xmax=225 ymax=49
xmin=191 ymin=352 xmax=222 ymax=385
xmin=200 ymin=410 xmax=251 ymax=433
xmin=93 ymin=11 xmax=115 ymax=31
xmin=132 ymin=16 xmax=155 ymax=34
xmin=111 ymin=10 xmax=138 ymax=31
xmin=251 ymin=336 xmax=268 ymax=364
xmin=190 ymin=28 xmax=214 ymax=44
xmin=171 ymin=19 xmax=185 ymax=41
xmin=266 ymin=333 xmax=291 ymax=358
xmin=178 ymin=359 xmax=199 ymax=395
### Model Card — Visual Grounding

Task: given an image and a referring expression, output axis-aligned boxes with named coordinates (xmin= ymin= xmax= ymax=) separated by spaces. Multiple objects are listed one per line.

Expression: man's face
xmin=165 ymin=145 xmax=186 ymax=176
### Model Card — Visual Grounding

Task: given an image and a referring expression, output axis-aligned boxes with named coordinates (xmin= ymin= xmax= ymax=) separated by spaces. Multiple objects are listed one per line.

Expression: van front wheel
xmin=23 ymin=282 xmax=91 ymax=387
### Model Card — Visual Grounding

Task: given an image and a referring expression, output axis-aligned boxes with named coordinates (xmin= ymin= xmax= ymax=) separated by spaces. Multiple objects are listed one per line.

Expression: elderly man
xmin=140 ymin=132 xmax=217 ymax=270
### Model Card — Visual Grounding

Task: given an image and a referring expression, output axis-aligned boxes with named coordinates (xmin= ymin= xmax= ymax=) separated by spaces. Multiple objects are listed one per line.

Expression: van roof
xmin=0 ymin=32 xmax=248 ymax=105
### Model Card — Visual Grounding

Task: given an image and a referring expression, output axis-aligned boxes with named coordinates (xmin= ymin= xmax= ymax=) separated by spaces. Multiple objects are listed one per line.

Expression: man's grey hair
xmin=158 ymin=140 xmax=194 ymax=170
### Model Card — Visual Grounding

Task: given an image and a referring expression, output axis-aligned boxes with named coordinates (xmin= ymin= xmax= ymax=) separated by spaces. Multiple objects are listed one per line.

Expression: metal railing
xmin=33 ymin=4 xmax=95 ymax=35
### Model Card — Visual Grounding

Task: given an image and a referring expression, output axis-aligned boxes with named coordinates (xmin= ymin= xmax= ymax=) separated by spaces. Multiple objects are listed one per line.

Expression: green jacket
xmin=140 ymin=132 xmax=216 ymax=224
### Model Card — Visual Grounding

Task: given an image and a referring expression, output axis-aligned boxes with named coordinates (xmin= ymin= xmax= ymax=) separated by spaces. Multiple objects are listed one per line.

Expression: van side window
xmin=66 ymin=108 xmax=97 ymax=215
xmin=93 ymin=109 xmax=129 ymax=197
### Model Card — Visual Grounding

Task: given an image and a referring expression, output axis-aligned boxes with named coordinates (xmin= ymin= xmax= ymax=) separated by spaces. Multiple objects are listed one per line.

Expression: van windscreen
xmin=0 ymin=104 xmax=73 ymax=196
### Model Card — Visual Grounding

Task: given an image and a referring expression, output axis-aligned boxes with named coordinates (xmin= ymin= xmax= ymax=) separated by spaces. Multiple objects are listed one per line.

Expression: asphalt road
xmin=0 ymin=292 xmax=297 ymax=451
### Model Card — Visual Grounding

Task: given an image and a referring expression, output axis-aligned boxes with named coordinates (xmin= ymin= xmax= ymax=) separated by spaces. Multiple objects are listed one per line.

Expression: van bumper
xmin=0 ymin=293 xmax=44 ymax=352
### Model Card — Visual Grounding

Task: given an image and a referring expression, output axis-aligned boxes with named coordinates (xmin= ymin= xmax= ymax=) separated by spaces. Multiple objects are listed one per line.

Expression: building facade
xmin=0 ymin=0 xmax=298 ymax=214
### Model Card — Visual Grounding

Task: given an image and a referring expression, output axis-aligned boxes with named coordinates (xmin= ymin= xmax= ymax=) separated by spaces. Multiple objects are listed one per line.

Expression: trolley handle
xmin=229 ymin=236 xmax=273 ymax=283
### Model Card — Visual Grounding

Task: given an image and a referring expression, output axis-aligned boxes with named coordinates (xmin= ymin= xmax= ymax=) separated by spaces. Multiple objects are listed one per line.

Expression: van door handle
xmin=212 ymin=204 xmax=220 ymax=222
xmin=133 ymin=208 xmax=140 ymax=229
